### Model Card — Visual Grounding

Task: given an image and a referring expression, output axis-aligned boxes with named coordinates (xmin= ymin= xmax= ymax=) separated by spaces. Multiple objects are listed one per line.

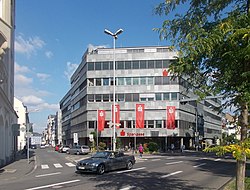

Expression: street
xmin=0 ymin=148 xmax=235 ymax=190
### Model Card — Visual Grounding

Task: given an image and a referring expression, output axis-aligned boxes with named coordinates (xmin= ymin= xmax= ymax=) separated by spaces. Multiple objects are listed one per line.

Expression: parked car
xmin=76 ymin=151 xmax=136 ymax=175
xmin=30 ymin=144 xmax=37 ymax=149
xmin=67 ymin=145 xmax=90 ymax=155
xmin=40 ymin=144 xmax=45 ymax=149
xmin=59 ymin=145 xmax=70 ymax=153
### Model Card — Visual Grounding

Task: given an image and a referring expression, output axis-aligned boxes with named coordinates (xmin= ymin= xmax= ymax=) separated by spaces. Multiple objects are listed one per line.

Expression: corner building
xmin=60 ymin=46 xmax=222 ymax=151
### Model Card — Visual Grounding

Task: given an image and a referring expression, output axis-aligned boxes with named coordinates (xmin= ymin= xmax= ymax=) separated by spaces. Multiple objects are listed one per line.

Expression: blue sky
xmin=14 ymin=0 xmax=168 ymax=133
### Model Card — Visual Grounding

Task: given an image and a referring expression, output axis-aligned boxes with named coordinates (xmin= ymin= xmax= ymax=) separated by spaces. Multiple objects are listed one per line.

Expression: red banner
xmin=112 ymin=104 xmax=120 ymax=127
xmin=166 ymin=106 xmax=176 ymax=129
xmin=97 ymin=110 xmax=105 ymax=132
xmin=136 ymin=104 xmax=145 ymax=128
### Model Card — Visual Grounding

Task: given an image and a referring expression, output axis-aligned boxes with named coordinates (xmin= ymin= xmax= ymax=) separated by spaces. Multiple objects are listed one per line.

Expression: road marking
xmin=25 ymin=179 xmax=81 ymax=190
xmin=120 ymin=185 xmax=136 ymax=190
xmin=165 ymin=161 xmax=183 ymax=165
xmin=151 ymin=159 xmax=161 ymax=161
xmin=193 ymin=163 xmax=207 ymax=168
xmin=65 ymin=163 xmax=75 ymax=167
xmin=165 ymin=157 xmax=175 ymax=160
xmin=54 ymin=163 xmax=63 ymax=168
xmin=35 ymin=172 xmax=61 ymax=178
xmin=41 ymin=165 xmax=49 ymax=169
xmin=214 ymin=158 xmax=221 ymax=161
xmin=116 ymin=167 xmax=146 ymax=174
xmin=160 ymin=171 xmax=183 ymax=178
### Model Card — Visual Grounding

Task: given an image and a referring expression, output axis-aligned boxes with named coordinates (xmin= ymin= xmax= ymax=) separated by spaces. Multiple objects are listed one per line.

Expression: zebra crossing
xmin=40 ymin=162 xmax=76 ymax=169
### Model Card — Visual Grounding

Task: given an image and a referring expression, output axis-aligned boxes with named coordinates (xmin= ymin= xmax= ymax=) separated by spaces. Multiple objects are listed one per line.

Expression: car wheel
xmin=97 ymin=164 xmax=105 ymax=175
xmin=66 ymin=150 xmax=70 ymax=154
xmin=76 ymin=151 xmax=80 ymax=155
xmin=126 ymin=161 xmax=133 ymax=170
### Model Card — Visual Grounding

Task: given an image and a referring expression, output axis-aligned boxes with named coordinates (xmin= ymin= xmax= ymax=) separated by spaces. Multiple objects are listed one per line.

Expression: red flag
xmin=98 ymin=110 xmax=105 ymax=132
xmin=112 ymin=104 xmax=120 ymax=127
xmin=136 ymin=104 xmax=145 ymax=128
xmin=166 ymin=106 xmax=176 ymax=129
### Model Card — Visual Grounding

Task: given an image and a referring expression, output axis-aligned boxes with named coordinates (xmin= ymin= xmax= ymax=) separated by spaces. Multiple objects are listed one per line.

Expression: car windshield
xmin=91 ymin=152 xmax=109 ymax=158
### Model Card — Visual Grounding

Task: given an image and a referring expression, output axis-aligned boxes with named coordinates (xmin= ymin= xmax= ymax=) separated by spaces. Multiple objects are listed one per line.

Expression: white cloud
xmin=15 ymin=62 xmax=31 ymax=74
xmin=15 ymin=34 xmax=45 ymax=57
xmin=15 ymin=74 xmax=33 ymax=86
xmin=64 ymin=61 xmax=78 ymax=81
xmin=21 ymin=95 xmax=44 ymax=105
xmin=36 ymin=73 xmax=50 ymax=81
xmin=45 ymin=51 xmax=53 ymax=58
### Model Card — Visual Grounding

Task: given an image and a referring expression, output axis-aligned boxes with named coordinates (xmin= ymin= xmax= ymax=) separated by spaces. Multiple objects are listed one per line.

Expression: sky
xmin=14 ymin=0 xmax=169 ymax=133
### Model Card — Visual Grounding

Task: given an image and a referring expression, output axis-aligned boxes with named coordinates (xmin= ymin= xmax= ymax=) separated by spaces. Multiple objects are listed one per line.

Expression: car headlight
xmin=90 ymin=163 xmax=99 ymax=167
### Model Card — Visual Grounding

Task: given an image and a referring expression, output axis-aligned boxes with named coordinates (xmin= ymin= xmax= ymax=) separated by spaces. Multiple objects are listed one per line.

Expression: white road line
xmin=35 ymin=172 xmax=61 ymax=178
xmin=165 ymin=161 xmax=183 ymax=165
xmin=120 ymin=185 xmax=136 ymax=190
xmin=160 ymin=171 xmax=183 ymax=178
xmin=25 ymin=179 xmax=81 ymax=190
xmin=116 ymin=167 xmax=146 ymax=174
xmin=54 ymin=163 xmax=63 ymax=168
xmin=151 ymin=159 xmax=161 ymax=161
xmin=41 ymin=165 xmax=49 ymax=169
xmin=193 ymin=163 xmax=207 ymax=168
xmin=65 ymin=162 xmax=76 ymax=167
xmin=165 ymin=157 xmax=175 ymax=160
xmin=214 ymin=158 xmax=221 ymax=161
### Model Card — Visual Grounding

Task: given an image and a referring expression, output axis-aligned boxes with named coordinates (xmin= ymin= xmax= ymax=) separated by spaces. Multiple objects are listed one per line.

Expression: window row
xmin=87 ymin=92 xmax=179 ymax=102
xmin=88 ymin=76 xmax=178 ymax=87
xmin=87 ymin=59 xmax=172 ymax=71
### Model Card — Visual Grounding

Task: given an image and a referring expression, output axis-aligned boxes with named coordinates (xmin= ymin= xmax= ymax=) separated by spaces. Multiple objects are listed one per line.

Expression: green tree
xmin=154 ymin=1 xmax=249 ymax=189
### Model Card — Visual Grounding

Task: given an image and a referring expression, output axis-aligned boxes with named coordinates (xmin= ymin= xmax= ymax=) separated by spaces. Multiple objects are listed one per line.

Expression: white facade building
xmin=0 ymin=0 xmax=17 ymax=167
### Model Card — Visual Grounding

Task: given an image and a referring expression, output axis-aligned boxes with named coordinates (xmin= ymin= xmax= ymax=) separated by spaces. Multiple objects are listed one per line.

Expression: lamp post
xmin=104 ymin=28 xmax=123 ymax=151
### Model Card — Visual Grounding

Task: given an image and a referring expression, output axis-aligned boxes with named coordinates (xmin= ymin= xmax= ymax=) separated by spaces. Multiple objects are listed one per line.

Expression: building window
xmin=156 ymin=120 xmax=162 ymax=128
xmin=171 ymin=92 xmax=178 ymax=100
xmin=95 ymin=94 xmax=102 ymax=102
xmin=140 ymin=77 xmax=147 ymax=85
xmin=163 ymin=93 xmax=170 ymax=100
xmin=88 ymin=62 xmax=94 ymax=70
xmin=89 ymin=121 xmax=95 ymax=129
xmin=125 ymin=61 xmax=131 ymax=69
xmin=163 ymin=77 xmax=170 ymax=85
xmin=132 ymin=61 xmax=140 ymax=69
xmin=126 ymin=121 xmax=132 ymax=128
xmin=155 ymin=60 xmax=162 ymax=68
xmin=163 ymin=60 xmax=170 ymax=68
xmin=96 ymin=78 xmax=102 ymax=86
xmin=95 ymin=62 xmax=102 ymax=70
xmin=125 ymin=94 xmax=132 ymax=102
xmin=133 ymin=77 xmax=139 ymax=85
xmin=140 ymin=98 xmax=147 ymax=101
xmin=155 ymin=77 xmax=162 ymax=85
xmin=103 ymin=78 xmax=109 ymax=86
xmin=132 ymin=94 xmax=139 ymax=101
xmin=88 ymin=94 xmax=94 ymax=102
xmin=147 ymin=77 xmax=154 ymax=85
xmin=125 ymin=78 xmax=132 ymax=85
xmin=103 ymin=94 xmax=110 ymax=102
xmin=148 ymin=60 xmax=155 ymax=68
xmin=148 ymin=120 xmax=154 ymax=128
xmin=120 ymin=121 xmax=124 ymax=128
xmin=117 ymin=61 xmax=124 ymax=69
xmin=155 ymin=93 xmax=162 ymax=101
xmin=88 ymin=79 xmax=94 ymax=86
xmin=140 ymin=60 xmax=147 ymax=69
xmin=117 ymin=94 xmax=125 ymax=102
xmin=118 ymin=78 xmax=125 ymax=85
xmin=103 ymin=61 xmax=109 ymax=70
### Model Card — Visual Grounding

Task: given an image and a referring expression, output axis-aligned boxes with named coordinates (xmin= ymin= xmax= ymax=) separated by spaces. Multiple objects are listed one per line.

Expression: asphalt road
xmin=0 ymin=148 xmax=235 ymax=190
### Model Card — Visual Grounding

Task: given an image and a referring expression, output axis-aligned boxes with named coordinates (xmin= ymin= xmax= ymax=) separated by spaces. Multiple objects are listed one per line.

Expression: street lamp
xmin=104 ymin=28 xmax=123 ymax=151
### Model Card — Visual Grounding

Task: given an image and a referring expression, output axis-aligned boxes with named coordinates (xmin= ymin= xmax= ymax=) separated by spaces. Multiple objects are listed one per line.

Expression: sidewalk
xmin=0 ymin=151 xmax=36 ymax=182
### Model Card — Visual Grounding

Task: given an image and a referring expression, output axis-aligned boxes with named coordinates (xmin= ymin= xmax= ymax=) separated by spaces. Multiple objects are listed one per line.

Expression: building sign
xmin=166 ymin=106 xmax=176 ymax=129
xmin=136 ymin=104 xmax=145 ymax=128
xmin=119 ymin=129 xmax=144 ymax=137
xmin=112 ymin=104 xmax=120 ymax=126
xmin=97 ymin=110 xmax=105 ymax=132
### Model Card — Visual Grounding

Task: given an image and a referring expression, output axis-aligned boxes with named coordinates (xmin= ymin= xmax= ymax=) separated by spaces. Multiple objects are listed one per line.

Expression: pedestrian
xmin=171 ymin=143 xmax=175 ymax=153
xmin=138 ymin=144 xmax=144 ymax=158
xmin=181 ymin=145 xmax=185 ymax=153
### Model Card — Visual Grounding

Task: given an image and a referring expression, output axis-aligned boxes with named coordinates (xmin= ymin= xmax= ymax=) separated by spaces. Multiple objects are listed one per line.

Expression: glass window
xmin=155 ymin=60 xmax=162 ymax=68
xmin=171 ymin=92 xmax=178 ymax=100
xmin=120 ymin=121 xmax=124 ymax=128
xmin=133 ymin=77 xmax=139 ymax=85
xmin=148 ymin=60 xmax=155 ymax=68
xmin=155 ymin=93 xmax=162 ymax=101
xmin=156 ymin=120 xmax=162 ymax=128
xmin=125 ymin=61 xmax=131 ymax=69
xmin=132 ymin=94 xmax=139 ymax=101
xmin=148 ymin=120 xmax=154 ymax=128
xmin=95 ymin=62 xmax=102 ymax=70
xmin=96 ymin=78 xmax=102 ymax=86
xmin=148 ymin=97 xmax=154 ymax=101
xmin=117 ymin=94 xmax=125 ymax=102
xmin=95 ymin=94 xmax=102 ymax=102
xmin=88 ymin=62 xmax=94 ymax=70
xmin=118 ymin=78 xmax=124 ymax=85
xmin=132 ymin=61 xmax=139 ymax=69
xmin=155 ymin=77 xmax=162 ymax=85
xmin=163 ymin=77 xmax=170 ymax=85
xmin=163 ymin=93 xmax=170 ymax=100
xmin=125 ymin=78 xmax=132 ymax=85
xmin=110 ymin=94 xmax=113 ymax=102
xmin=163 ymin=60 xmax=170 ymax=68
xmin=89 ymin=121 xmax=95 ymax=129
xmin=103 ymin=78 xmax=109 ymax=86
xmin=125 ymin=94 xmax=132 ymax=102
xmin=127 ymin=121 xmax=132 ymax=128
xmin=88 ymin=78 xmax=94 ymax=86
xmin=110 ymin=62 xmax=113 ymax=70
xmin=103 ymin=94 xmax=109 ymax=102
xmin=140 ymin=60 xmax=147 ymax=69
xmin=88 ymin=94 xmax=94 ymax=102
xmin=140 ymin=77 xmax=146 ymax=85
xmin=103 ymin=62 xmax=109 ymax=70
xmin=140 ymin=98 xmax=147 ymax=101
xmin=117 ymin=61 xmax=124 ymax=70
xmin=147 ymin=77 xmax=154 ymax=85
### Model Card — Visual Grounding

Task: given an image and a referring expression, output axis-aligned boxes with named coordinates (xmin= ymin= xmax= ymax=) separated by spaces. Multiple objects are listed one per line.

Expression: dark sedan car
xmin=76 ymin=151 xmax=135 ymax=175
